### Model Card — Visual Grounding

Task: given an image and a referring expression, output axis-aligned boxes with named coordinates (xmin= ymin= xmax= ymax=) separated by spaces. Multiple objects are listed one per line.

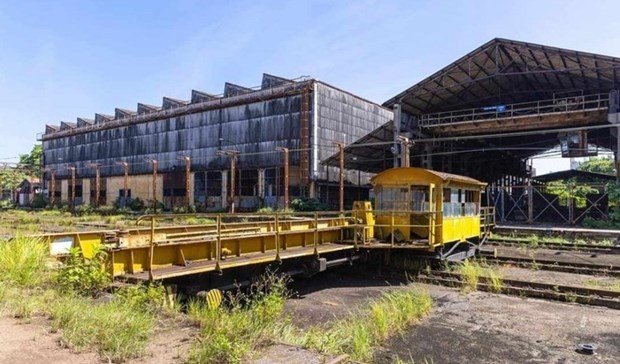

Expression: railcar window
xmin=410 ymin=186 xmax=428 ymax=212
xmin=443 ymin=188 xmax=477 ymax=217
xmin=375 ymin=187 xmax=408 ymax=211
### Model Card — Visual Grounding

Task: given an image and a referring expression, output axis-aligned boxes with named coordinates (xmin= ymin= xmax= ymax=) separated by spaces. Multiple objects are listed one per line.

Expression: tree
xmin=18 ymin=144 xmax=43 ymax=179
xmin=577 ymin=156 xmax=616 ymax=176
xmin=0 ymin=167 xmax=27 ymax=202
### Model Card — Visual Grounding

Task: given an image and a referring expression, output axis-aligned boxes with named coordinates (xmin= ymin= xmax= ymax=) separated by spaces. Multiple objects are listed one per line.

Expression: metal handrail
xmin=135 ymin=210 xmax=357 ymax=281
xmin=420 ymin=93 xmax=609 ymax=127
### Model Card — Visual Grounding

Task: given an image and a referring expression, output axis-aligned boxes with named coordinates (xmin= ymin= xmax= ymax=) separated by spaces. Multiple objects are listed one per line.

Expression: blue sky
xmin=1 ymin=0 xmax=619 ymax=173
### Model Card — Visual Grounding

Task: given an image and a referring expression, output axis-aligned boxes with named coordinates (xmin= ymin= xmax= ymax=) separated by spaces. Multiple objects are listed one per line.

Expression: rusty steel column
xmin=185 ymin=157 xmax=191 ymax=209
xmin=178 ymin=156 xmax=191 ymax=209
xmin=217 ymin=150 xmax=239 ymax=213
xmin=49 ymin=169 xmax=55 ymax=206
xmin=276 ymin=147 xmax=289 ymax=210
xmin=229 ymin=153 xmax=237 ymax=213
xmin=88 ymin=163 xmax=101 ymax=207
xmin=69 ymin=166 xmax=76 ymax=211
xmin=122 ymin=162 xmax=129 ymax=205
xmin=151 ymin=160 xmax=158 ymax=212
xmin=334 ymin=142 xmax=345 ymax=212
xmin=397 ymin=136 xmax=410 ymax=167
xmin=95 ymin=165 xmax=100 ymax=207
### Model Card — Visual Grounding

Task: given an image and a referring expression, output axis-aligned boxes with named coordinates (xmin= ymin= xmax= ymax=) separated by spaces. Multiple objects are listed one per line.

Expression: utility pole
xmin=276 ymin=147 xmax=289 ymax=210
xmin=397 ymin=136 xmax=410 ymax=168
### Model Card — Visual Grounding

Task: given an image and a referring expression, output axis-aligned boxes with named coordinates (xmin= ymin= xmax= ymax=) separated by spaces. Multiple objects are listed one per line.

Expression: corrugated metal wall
xmin=44 ymin=96 xmax=303 ymax=179
xmin=43 ymin=80 xmax=393 ymax=190
xmin=314 ymin=83 xmax=393 ymax=183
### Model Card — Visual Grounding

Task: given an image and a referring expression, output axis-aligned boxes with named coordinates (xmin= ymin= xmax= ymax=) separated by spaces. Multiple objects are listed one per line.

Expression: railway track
xmin=478 ymin=250 xmax=620 ymax=277
xmin=418 ymin=270 xmax=620 ymax=309
xmin=485 ymin=239 xmax=620 ymax=254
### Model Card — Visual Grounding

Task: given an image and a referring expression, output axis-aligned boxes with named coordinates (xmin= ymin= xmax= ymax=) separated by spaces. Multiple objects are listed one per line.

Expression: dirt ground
xmin=0 ymin=316 xmax=195 ymax=364
xmin=0 ymin=317 xmax=98 ymax=364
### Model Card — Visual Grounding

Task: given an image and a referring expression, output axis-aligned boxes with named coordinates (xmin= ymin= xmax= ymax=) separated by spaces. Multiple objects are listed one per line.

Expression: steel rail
xmin=485 ymin=239 xmax=620 ymax=254
xmin=478 ymin=252 xmax=620 ymax=277
xmin=418 ymin=270 xmax=620 ymax=309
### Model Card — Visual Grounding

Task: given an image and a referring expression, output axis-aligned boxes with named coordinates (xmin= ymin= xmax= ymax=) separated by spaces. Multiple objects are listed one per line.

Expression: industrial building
xmin=41 ymin=38 xmax=620 ymax=222
xmin=324 ymin=38 xmax=620 ymax=225
xmin=41 ymin=74 xmax=391 ymax=210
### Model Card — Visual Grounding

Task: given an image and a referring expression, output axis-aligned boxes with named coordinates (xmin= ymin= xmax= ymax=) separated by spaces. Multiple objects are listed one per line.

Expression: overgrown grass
xmin=186 ymin=271 xmax=432 ymax=364
xmin=455 ymin=259 xmax=503 ymax=293
xmin=50 ymin=294 xmax=155 ymax=362
xmin=584 ymin=279 xmax=620 ymax=292
xmin=187 ymin=273 xmax=290 ymax=364
xmin=493 ymin=233 xmax=614 ymax=247
xmin=296 ymin=288 xmax=432 ymax=362
xmin=0 ymin=235 xmax=50 ymax=286
xmin=0 ymin=235 xmax=162 ymax=363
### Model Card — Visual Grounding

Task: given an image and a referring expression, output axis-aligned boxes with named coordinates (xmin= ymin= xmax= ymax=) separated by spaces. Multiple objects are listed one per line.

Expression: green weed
xmin=455 ymin=260 xmax=504 ymax=294
xmin=456 ymin=260 xmax=483 ymax=292
xmin=50 ymin=294 xmax=154 ymax=362
xmin=187 ymin=271 xmax=290 ymax=364
xmin=297 ymin=288 xmax=432 ymax=362
xmin=0 ymin=236 xmax=50 ymax=286
xmin=57 ymin=244 xmax=111 ymax=296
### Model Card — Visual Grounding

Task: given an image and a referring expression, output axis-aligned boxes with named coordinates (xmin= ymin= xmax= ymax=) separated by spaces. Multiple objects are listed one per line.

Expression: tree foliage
xmin=545 ymin=179 xmax=598 ymax=208
xmin=577 ymin=156 xmax=616 ymax=176
xmin=18 ymin=144 xmax=42 ymax=178
xmin=0 ymin=168 xmax=27 ymax=193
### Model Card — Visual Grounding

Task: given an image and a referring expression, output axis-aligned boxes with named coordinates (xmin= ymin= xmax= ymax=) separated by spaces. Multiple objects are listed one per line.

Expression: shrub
xmin=0 ymin=199 xmax=15 ymax=209
xmin=114 ymin=283 xmax=168 ymax=314
xmin=30 ymin=194 xmax=48 ymax=208
xmin=74 ymin=204 xmax=96 ymax=216
xmin=96 ymin=205 xmax=117 ymax=216
xmin=57 ymin=244 xmax=111 ymax=296
xmin=290 ymin=197 xmax=330 ymax=212
xmin=129 ymin=197 xmax=146 ymax=211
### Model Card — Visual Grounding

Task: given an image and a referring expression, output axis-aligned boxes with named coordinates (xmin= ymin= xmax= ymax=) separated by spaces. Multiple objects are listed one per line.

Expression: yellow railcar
xmin=370 ymin=167 xmax=492 ymax=259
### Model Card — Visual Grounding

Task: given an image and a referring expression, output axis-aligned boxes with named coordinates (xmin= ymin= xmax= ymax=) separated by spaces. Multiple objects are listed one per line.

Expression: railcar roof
xmin=372 ymin=167 xmax=487 ymax=186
